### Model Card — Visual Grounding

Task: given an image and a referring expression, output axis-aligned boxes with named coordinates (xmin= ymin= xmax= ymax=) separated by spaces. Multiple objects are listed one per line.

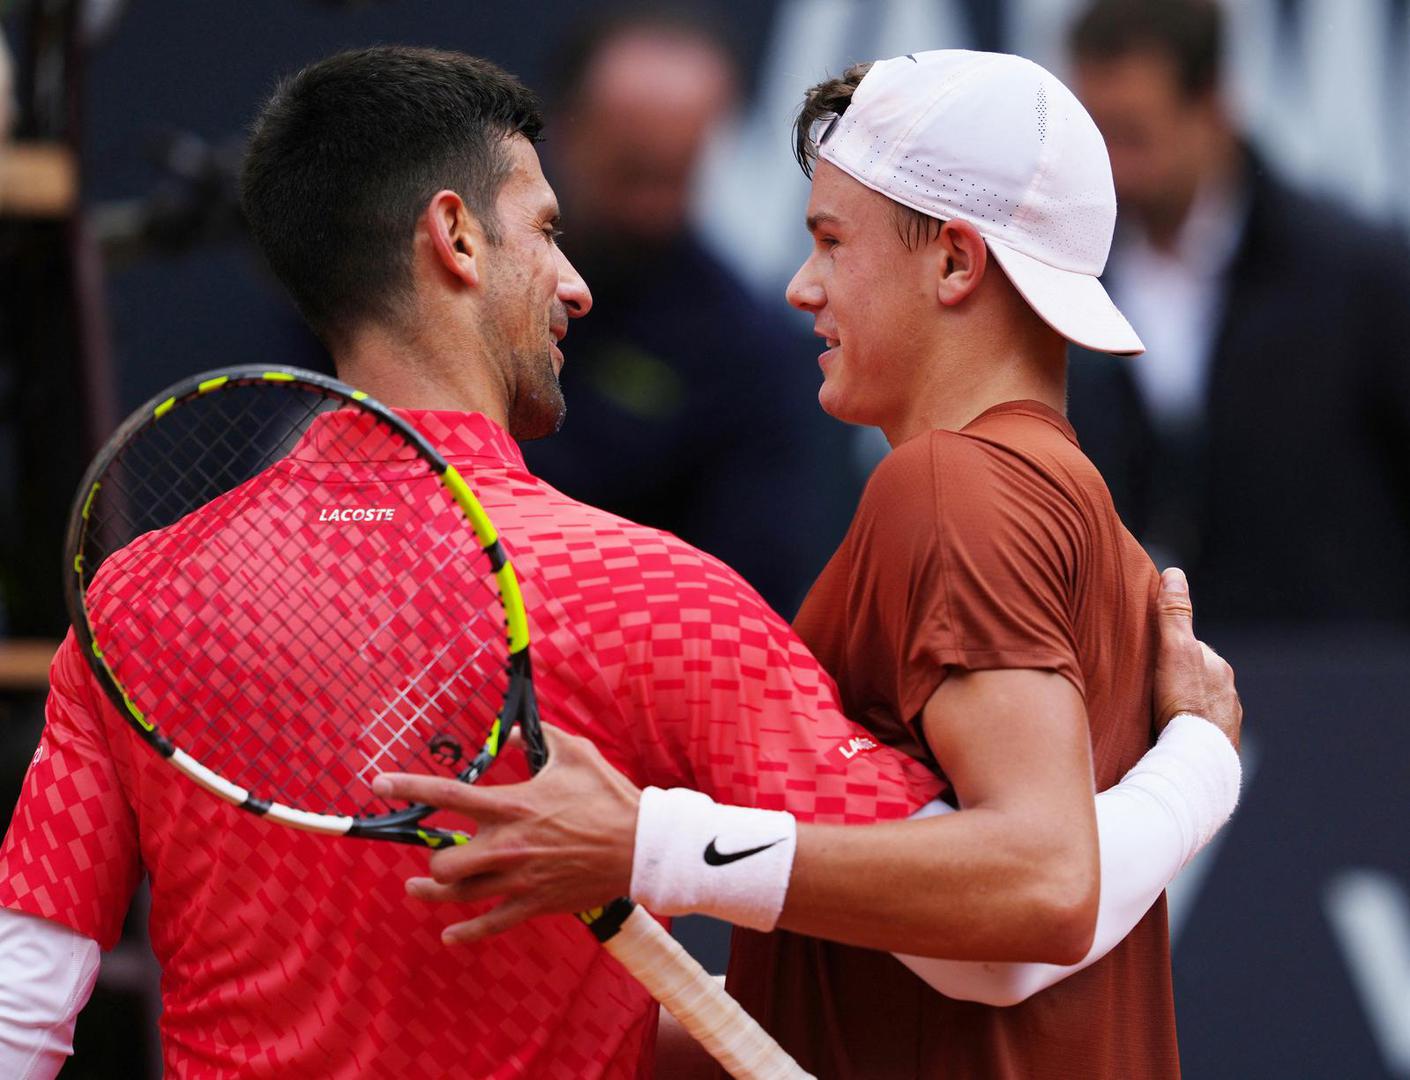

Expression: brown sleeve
xmin=852 ymin=433 xmax=1086 ymax=723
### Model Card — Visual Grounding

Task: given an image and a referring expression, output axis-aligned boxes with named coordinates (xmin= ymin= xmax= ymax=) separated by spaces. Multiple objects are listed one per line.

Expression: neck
xmin=332 ymin=316 xmax=509 ymax=427
xmin=881 ymin=309 xmax=1068 ymax=448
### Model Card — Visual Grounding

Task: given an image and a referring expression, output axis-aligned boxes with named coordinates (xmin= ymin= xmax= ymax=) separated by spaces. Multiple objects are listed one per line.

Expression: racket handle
xmin=600 ymin=904 xmax=813 ymax=1080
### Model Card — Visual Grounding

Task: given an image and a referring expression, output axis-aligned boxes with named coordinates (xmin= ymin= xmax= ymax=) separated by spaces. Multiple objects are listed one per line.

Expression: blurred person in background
xmin=1 ymin=28 xmax=13 ymax=147
xmin=1066 ymin=0 xmax=1410 ymax=624
xmin=522 ymin=6 xmax=858 ymax=617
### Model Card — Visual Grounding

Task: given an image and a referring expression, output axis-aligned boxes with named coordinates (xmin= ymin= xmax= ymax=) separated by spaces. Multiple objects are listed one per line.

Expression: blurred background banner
xmin=1 ymin=1 xmax=1408 ymax=1077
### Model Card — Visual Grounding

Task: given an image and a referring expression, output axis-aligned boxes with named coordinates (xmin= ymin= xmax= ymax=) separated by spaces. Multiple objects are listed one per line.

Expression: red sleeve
xmin=857 ymin=433 xmax=1086 ymax=723
xmin=618 ymin=544 xmax=941 ymax=825
xmin=0 ymin=633 xmax=142 ymax=950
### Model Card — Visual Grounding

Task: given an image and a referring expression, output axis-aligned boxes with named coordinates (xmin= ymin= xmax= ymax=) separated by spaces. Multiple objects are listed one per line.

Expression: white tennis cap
xmin=817 ymin=49 xmax=1144 ymax=356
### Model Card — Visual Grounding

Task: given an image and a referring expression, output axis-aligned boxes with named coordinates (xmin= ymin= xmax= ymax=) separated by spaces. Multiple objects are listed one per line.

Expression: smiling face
xmin=786 ymin=161 xmax=944 ymax=429
xmin=479 ymin=136 xmax=592 ymax=440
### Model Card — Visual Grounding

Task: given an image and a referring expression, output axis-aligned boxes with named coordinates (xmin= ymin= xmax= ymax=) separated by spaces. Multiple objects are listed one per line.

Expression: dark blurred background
xmin=1 ymin=1 xmax=1407 ymax=1077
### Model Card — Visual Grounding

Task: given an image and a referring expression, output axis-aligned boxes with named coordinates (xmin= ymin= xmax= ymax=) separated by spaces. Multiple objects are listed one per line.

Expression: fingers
xmin=408 ymin=876 xmax=545 ymax=944
xmin=371 ymin=772 xmax=520 ymax=823
xmin=406 ymin=873 xmax=508 ymax=905
xmin=1157 ymin=567 xmax=1195 ymax=624
xmin=503 ymin=720 xmax=584 ymax=773
xmin=442 ymin=897 xmax=541 ymax=944
xmin=528 ymin=721 xmax=595 ymax=770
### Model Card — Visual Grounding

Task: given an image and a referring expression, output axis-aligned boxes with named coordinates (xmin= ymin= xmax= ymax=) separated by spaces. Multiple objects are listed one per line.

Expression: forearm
xmin=779 ymin=803 xmax=1094 ymax=963
xmin=632 ymin=714 xmax=1239 ymax=976
xmin=632 ymin=787 xmax=1095 ymax=964
xmin=0 ymin=909 xmax=101 ymax=1079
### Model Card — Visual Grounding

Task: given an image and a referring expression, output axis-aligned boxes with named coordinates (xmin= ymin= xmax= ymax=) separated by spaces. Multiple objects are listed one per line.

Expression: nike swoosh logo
xmin=703 ymin=838 xmax=785 ymax=866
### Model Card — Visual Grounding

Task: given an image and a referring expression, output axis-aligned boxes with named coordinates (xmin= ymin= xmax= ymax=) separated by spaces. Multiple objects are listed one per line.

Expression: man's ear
xmin=935 ymin=219 xmax=988 ymax=307
xmin=422 ymin=190 xmax=482 ymax=289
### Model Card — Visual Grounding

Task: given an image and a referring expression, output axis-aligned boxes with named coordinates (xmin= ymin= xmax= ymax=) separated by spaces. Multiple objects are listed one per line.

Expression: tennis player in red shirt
xmin=382 ymin=51 xmax=1243 ymax=1079
xmin=0 ymin=48 xmax=1237 ymax=1079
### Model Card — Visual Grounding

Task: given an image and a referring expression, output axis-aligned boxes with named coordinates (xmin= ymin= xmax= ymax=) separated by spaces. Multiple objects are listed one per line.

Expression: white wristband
xmin=630 ymin=787 xmax=798 ymax=932
xmin=1121 ymin=713 xmax=1241 ymax=870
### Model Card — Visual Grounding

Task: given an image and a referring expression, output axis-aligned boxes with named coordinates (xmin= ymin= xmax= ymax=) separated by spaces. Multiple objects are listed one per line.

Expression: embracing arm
xmin=375 ymin=570 xmax=1241 ymax=965
xmin=0 ymin=909 xmax=101 ymax=1079
xmin=778 ymin=668 xmax=1098 ymax=962
xmin=370 ymin=670 xmax=1096 ymax=961
xmin=897 ymin=710 xmax=1239 ymax=1003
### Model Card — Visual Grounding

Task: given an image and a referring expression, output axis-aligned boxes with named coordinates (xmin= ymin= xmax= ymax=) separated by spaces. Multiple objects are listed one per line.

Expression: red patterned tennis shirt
xmin=0 ymin=410 xmax=938 ymax=1079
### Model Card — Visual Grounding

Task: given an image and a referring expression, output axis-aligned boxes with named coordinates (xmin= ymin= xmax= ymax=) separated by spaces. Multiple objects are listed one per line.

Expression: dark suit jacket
xmin=1069 ymin=153 xmax=1410 ymax=624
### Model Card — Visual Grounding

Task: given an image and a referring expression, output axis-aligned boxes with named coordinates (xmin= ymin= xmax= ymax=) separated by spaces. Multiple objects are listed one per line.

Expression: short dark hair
xmin=1069 ymin=0 xmax=1224 ymax=98
xmin=793 ymin=62 xmax=943 ymax=251
xmin=241 ymin=46 xmax=543 ymax=343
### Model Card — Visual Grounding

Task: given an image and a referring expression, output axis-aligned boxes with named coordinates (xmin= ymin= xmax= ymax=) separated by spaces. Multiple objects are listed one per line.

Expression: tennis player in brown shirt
xmin=377 ymin=51 xmax=1243 ymax=1078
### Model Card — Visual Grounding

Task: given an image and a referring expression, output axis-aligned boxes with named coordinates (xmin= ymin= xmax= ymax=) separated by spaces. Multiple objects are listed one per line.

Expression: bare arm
xmin=778 ymin=669 xmax=1097 ymax=963
xmin=375 ymin=569 xmax=1240 ymax=959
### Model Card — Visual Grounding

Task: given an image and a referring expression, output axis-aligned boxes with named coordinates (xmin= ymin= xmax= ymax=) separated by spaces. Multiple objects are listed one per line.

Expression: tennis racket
xmin=63 ymin=365 xmax=810 ymax=1080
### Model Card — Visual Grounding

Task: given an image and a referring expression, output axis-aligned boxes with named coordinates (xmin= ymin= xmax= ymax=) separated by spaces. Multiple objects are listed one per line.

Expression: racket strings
xmin=81 ymin=382 xmax=514 ymax=819
xmin=96 ymin=383 xmax=309 ymax=552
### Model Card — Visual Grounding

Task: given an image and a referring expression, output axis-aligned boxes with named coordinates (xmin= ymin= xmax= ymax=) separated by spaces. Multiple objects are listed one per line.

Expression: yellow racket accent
xmin=81 ymin=483 xmax=100 ymax=521
xmin=441 ymin=465 xmax=499 ymax=548
xmin=154 ymin=396 xmax=177 ymax=420
xmin=495 ymin=563 xmax=529 ymax=654
xmin=197 ymin=376 xmax=230 ymax=395
xmin=123 ymin=692 xmax=155 ymax=732
xmin=351 ymin=390 xmax=369 ymax=402
xmin=485 ymin=715 xmax=503 ymax=756
xmin=415 ymin=827 xmax=472 ymax=848
xmin=89 ymin=637 xmax=154 ymax=731
xmin=260 ymin=371 xmax=296 ymax=383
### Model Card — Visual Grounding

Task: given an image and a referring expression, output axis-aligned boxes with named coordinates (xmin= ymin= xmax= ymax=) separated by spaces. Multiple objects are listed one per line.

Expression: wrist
xmin=630 ymin=788 xmax=798 ymax=931
xmin=1126 ymin=713 xmax=1241 ymax=869
xmin=614 ymin=779 xmax=642 ymax=898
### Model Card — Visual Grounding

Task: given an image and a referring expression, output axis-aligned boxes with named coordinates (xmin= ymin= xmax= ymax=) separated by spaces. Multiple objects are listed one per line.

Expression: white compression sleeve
xmin=896 ymin=714 xmax=1241 ymax=1006
xmin=0 ymin=908 xmax=101 ymax=1079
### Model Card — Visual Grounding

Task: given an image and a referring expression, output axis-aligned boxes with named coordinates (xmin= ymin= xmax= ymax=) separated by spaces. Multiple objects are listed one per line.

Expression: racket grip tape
xmin=600 ymin=905 xmax=814 ymax=1080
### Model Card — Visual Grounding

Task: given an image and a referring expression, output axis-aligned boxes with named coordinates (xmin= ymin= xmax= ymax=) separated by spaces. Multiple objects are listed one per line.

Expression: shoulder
xmin=517 ymin=482 xmax=777 ymax=614
xmin=864 ymin=421 xmax=1096 ymax=580
xmin=866 ymin=418 xmax=1092 ymax=522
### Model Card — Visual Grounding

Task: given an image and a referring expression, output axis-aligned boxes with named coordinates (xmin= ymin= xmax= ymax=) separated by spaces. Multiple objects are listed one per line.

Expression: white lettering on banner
xmin=317 ymin=508 xmax=396 ymax=523
xmin=1325 ymin=869 xmax=1410 ymax=1078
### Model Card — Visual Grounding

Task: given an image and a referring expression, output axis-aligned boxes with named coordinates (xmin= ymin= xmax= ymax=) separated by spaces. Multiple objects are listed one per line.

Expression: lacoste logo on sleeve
xmin=831 ymin=734 xmax=881 ymax=764
xmin=316 ymin=507 xmax=397 ymax=523
xmin=703 ymin=837 xmax=785 ymax=866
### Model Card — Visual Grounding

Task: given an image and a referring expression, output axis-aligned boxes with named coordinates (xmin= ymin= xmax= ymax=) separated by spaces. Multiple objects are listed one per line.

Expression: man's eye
xmin=545 ymin=227 xmax=564 ymax=243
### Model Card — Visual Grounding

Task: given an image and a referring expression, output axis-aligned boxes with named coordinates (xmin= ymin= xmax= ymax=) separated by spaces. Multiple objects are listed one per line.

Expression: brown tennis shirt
xmin=726 ymin=400 xmax=1179 ymax=1079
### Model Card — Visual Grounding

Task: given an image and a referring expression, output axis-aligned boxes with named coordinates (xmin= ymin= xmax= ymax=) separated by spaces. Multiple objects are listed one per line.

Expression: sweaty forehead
xmin=499 ymin=135 xmax=559 ymax=218
xmin=807 ymin=160 xmax=889 ymax=225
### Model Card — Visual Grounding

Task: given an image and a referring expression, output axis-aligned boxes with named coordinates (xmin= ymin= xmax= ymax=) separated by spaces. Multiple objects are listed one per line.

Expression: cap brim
xmin=987 ymin=241 xmax=1145 ymax=356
